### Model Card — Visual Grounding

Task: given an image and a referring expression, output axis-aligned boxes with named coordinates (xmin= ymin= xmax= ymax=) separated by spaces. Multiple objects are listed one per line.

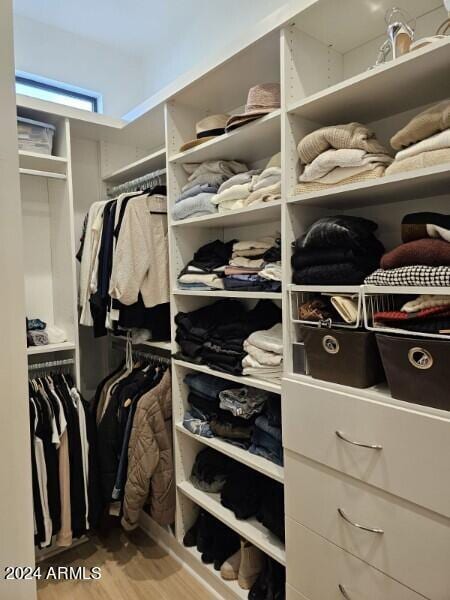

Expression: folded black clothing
xmin=175 ymin=336 xmax=204 ymax=359
xmin=295 ymin=215 xmax=381 ymax=252
xmin=203 ymin=340 xmax=245 ymax=358
xmin=203 ymin=350 xmax=245 ymax=368
xmin=257 ymin=480 xmax=285 ymax=542
xmin=206 ymin=360 xmax=244 ymax=376
xmin=223 ymin=278 xmax=281 ymax=292
xmin=220 ymin=465 xmax=265 ymax=519
xmin=188 ymin=392 xmax=220 ymax=417
xmin=291 ymin=247 xmax=361 ymax=270
xmin=381 ymin=317 xmax=450 ymax=334
xmin=175 ymin=299 xmax=246 ymax=342
xmin=293 ymin=261 xmax=376 ymax=285
xmin=263 ymin=242 xmax=281 ymax=263
xmin=249 ymin=557 xmax=285 ymax=600
xmin=187 ymin=239 xmax=235 ymax=272
xmin=210 ymin=418 xmax=254 ymax=440
xmin=191 ymin=448 xmax=236 ymax=486
xmin=265 ymin=395 xmax=282 ymax=428
xmin=172 ymin=351 xmax=203 ymax=365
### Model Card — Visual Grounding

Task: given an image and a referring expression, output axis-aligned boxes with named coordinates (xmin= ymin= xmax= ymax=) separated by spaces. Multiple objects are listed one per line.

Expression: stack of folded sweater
xmin=26 ymin=318 xmax=67 ymax=347
xmin=249 ymin=395 xmax=283 ymax=466
xmin=296 ymin=123 xmax=392 ymax=192
xmin=172 ymin=160 xmax=247 ymax=221
xmin=212 ymin=153 xmax=281 ymax=213
xmin=386 ymin=100 xmax=450 ymax=176
xmin=292 ymin=215 xmax=384 ymax=285
xmin=373 ymin=294 xmax=450 ymax=334
xmin=224 ymin=236 xmax=282 ymax=292
xmin=175 ymin=299 xmax=282 ymax=375
xmin=177 ymin=240 xmax=234 ymax=290
xmin=242 ymin=323 xmax=283 ymax=381
xmin=365 ymin=211 xmax=450 ymax=287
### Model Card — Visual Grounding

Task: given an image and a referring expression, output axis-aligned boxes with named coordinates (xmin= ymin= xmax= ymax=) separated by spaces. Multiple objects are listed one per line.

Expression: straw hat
xmin=226 ymin=83 xmax=280 ymax=132
xmin=180 ymin=114 xmax=229 ymax=152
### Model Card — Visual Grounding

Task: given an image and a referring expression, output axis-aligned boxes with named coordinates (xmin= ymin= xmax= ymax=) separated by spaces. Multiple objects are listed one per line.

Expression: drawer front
xmin=287 ymin=584 xmax=309 ymax=600
xmin=285 ymin=451 xmax=450 ymax=600
xmin=282 ymin=378 xmax=450 ymax=518
xmin=286 ymin=518 xmax=425 ymax=600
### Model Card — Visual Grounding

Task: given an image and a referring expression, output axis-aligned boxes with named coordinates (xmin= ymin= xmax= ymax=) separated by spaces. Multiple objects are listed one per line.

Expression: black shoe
xmin=183 ymin=514 xmax=200 ymax=547
xmin=212 ymin=524 xmax=240 ymax=570
xmin=249 ymin=557 xmax=285 ymax=600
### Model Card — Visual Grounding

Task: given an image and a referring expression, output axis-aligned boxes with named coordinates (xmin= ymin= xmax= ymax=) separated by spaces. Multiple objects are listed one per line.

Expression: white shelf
xmin=183 ymin=546 xmax=248 ymax=599
xmin=19 ymin=168 xmax=67 ymax=180
xmin=287 ymin=39 xmax=450 ymax=124
xmin=288 ymin=163 xmax=450 ymax=209
xmin=289 ymin=285 xmax=361 ymax=294
xmin=176 ymin=423 xmax=284 ymax=484
xmin=18 ymin=150 xmax=67 ymax=175
xmin=173 ymin=359 xmax=281 ymax=394
xmin=112 ymin=336 xmax=172 ymax=351
xmin=174 ymin=289 xmax=282 ymax=300
xmin=102 ymin=147 xmax=166 ymax=185
xmin=170 ymin=110 xmax=280 ymax=164
xmin=27 ymin=342 xmax=75 ymax=355
xmin=178 ymin=480 xmax=286 ymax=566
xmin=364 ymin=285 xmax=450 ymax=296
xmin=172 ymin=200 xmax=281 ymax=228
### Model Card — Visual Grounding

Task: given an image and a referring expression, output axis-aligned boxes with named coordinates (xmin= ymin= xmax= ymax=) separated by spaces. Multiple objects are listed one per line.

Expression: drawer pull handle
xmin=335 ymin=430 xmax=383 ymax=450
xmin=338 ymin=508 xmax=384 ymax=534
xmin=339 ymin=584 xmax=352 ymax=599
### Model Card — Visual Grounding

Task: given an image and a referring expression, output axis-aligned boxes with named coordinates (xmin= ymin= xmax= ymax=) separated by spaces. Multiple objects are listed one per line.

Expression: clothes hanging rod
xmin=112 ymin=341 xmax=171 ymax=365
xmin=28 ymin=358 xmax=75 ymax=371
xmin=107 ymin=167 xmax=166 ymax=197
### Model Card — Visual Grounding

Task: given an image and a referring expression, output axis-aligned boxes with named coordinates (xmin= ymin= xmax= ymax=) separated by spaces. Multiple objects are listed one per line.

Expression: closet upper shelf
xmin=287 ymin=39 xmax=450 ymax=124
xmin=27 ymin=342 xmax=76 ymax=355
xmin=18 ymin=150 xmax=67 ymax=176
xmin=102 ymin=147 xmax=166 ymax=185
xmin=173 ymin=289 xmax=282 ymax=300
xmin=170 ymin=110 xmax=280 ymax=164
xmin=288 ymin=163 xmax=450 ymax=209
xmin=171 ymin=200 xmax=281 ymax=228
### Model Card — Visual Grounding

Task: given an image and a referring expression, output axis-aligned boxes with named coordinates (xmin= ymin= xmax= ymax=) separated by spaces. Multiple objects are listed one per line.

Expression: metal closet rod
xmin=28 ymin=358 xmax=75 ymax=372
xmin=113 ymin=340 xmax=171 ymax=366
xmin=108 ymin=167 xmax=167 ymax=197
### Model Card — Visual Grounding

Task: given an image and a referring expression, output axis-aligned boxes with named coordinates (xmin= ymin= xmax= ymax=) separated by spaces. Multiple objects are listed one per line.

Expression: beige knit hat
xmin=226 ymin=83 xmax=280 ymax=132
xmin=180 ymin=114 xmax=229 ymax=152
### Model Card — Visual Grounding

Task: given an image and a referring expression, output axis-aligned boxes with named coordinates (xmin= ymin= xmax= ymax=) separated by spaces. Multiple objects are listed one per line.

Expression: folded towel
xmin=401 ymin=294 xmax=450 ymax=313
xmin=300 ymin=149 xmax=392 ymax=182
xmin=296 ymin=164 xmax=386 ymax=192
xmin=172 ymin=193 xmax=217 ymax=221
xmin=365 ymin=265 xmax=450 ymax=286
xmin=246 ymin=323 xmax=283 ymax=354
xmin=381 ymin=239 xmax=450 ymax=270
xmin=384 ymin=148 xmax=450 ymax=176
xmin=395 ymin=128 xmax=450 ymax=161
xmin=391 ymin=100 xmax=450 ymax=150
xmin=298 ymin=122 xmax=388 ymax=164
xmin=402 ymin=212 xmax=450 ymax=243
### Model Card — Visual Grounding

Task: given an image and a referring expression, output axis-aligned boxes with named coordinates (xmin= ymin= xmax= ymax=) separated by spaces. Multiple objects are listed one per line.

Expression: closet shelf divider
xmin=171 ymin=200 xmax=282 ymax=228
xmin=178 ymin=480 xmax=286 ymax=566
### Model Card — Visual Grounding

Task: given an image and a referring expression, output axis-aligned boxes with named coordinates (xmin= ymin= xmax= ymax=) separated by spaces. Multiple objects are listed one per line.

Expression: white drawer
xmin=285 ymin=451 xmax=450 ymax=600
xmin=282 ymin=378 xmax=450 ymax=518
xmin=287 ymin=584 xmax=309 ymax=600
xmin=286 ymin=518 xmax=425 ymax=600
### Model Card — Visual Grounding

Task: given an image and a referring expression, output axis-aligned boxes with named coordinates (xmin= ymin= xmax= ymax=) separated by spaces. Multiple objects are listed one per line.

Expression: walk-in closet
xmin=1 ymin=0 xmax=450 ymax=599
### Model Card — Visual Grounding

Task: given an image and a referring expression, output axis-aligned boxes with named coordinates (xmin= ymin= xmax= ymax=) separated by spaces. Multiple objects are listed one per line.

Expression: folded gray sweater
xmin=172 ymin=193 xmax=217 ymax=221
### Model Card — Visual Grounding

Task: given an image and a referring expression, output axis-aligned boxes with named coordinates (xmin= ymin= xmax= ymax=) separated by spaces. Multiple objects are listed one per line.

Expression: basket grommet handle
xmin=408 ymin=347 xmax=433 ymax=370
xmin=323 ymin=334 xmax=339 ymax=354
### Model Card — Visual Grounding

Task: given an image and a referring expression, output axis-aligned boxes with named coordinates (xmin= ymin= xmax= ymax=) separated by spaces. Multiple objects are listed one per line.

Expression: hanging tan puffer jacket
xmin=121 ymin=370 xmax=175 ymax=530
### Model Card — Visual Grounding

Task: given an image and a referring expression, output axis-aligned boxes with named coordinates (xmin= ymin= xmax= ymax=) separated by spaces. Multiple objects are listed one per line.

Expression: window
xmin=16 ymin=73 xmax=101 ymax=113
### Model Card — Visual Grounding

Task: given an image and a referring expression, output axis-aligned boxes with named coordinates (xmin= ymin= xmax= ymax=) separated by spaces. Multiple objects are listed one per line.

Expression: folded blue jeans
xmin=219 ymin=387 xmax=268 ymax=419
xmin=254 ymin=415 xmax=282 ymax=442
xmin=184 ymin=372 xmax=239 ymax=401
xmin=183 ymin=410 xmax=214 ymax=438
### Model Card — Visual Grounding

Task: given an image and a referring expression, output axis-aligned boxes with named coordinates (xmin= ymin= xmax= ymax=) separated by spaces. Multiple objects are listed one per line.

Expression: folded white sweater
xmin=395 ymin=128 xmax=450 ymax=162
xmin=246 ymin=323 xmax=283 ymax=354
xmin=243 ymin=341 xmax=283 ymax=366
xmin=300 ymin=148 xmax=392 ymax=182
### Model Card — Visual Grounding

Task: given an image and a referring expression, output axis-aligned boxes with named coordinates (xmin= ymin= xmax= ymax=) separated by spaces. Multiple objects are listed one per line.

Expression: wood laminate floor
xmin=37 ymin=528 xmax=212 ymax=600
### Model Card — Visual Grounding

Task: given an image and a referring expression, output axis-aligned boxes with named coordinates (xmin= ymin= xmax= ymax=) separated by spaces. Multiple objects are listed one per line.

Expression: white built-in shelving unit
xmin=13 ymin=0 xmax=450 ymax=597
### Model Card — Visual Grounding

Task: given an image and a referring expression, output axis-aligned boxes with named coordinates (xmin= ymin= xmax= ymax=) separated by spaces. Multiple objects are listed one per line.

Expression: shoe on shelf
xmin=183 ymin=515 xmax=200 ymax=547
xmin=212 ymin=523 xmax=240 ymax=570
xmin=249 ymin=556 xmax=286 ymax=600
xmin=238 ymin=541 xmax=265 ymax=590
xmin=220 ymin=547 xmax=241 ymax=580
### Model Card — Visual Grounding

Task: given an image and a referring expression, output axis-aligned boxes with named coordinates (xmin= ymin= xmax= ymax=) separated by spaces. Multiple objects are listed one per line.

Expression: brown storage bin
xmin=300 ymin=326 xmax=385 ymax=388
xmin=293 ymin=342 xmax=307 ymax=374
xmin=376 ymin=334 xmax=450 ymax=411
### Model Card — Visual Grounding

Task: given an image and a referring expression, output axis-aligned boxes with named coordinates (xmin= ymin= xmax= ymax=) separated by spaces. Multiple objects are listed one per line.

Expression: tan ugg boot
xmin=238 ymin=541 xmax=265 ymax=589
xmin=220 ymin=546 xmax=241 ymax=581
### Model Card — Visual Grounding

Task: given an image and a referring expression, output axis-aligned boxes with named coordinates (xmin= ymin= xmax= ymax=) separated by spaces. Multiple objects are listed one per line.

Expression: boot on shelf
xmin=238 ymin=541 xmax=265 ymax=590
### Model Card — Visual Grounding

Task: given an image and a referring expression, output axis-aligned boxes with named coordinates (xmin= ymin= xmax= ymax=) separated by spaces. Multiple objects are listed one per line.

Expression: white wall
xmin=142 ymin=0 xmax=288 ymax=99
xmin=0 ymin=2 xmax=36 ymax=598
xmin=13 ymin=14 xmax=146 ymax=117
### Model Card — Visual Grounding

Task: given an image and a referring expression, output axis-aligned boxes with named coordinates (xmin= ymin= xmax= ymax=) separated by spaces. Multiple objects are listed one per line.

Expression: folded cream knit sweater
xmin=391 ymin=100 xmax=450 ymax=150
xmin=297 ymin=122 xmax=387 ymax=164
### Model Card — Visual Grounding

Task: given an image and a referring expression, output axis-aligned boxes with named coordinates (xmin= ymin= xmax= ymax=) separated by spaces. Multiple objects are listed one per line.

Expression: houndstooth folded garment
xmin=365 ymin=265 xmax=450 ymax=286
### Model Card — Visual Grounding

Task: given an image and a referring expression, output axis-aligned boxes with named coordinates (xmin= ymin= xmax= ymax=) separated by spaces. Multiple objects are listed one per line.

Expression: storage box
xmin=292 ymin=342 xmax=307 ymax=374
xmin=300 ymin=325 xmax=385 ymax=388
xmin=376 ymin=334 xmax=450 ymax=411
xmin=17 ymin=117 xmax=55 ymax=155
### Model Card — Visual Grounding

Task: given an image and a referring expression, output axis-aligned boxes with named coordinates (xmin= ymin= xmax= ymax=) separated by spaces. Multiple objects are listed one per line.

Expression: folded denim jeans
xmin=183 ymin=410 xmax=214 ymax=438
xmin=254 ymin=415 xmax=282 ymax=442
xmin=219 ymin=387 xmax=268 ymax=419
xmin=184 ymin=372 xmax=240 ymax=400
xmin=249 ymin=443 xmax=283 ymax=466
